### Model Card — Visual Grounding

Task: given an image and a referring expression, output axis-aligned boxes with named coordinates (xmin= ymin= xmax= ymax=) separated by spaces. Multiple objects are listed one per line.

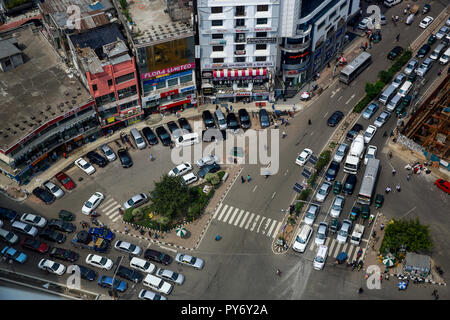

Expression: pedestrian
xmin=124 ymin=226 xmax=129 ymax=233
xmin=396 ymin=184 xmax=401 ymax=192
xmin=274 ymin=121 xmax=279 ymax=128
xmin=230 ymin=105 xmax=233 ymax=112
xmin=241 ymin=176 xmax=245 ymax=183
xmin=396 ymin=34 xmax=400 ymax=42
xmin=432 ymin=289 xmax=437 ymax=297
xmin=247 ymin=174 xmax=251 ymax=182
xmin=358 ymin=287 xmax=364 ymax=294
xmin=380 ymin=223 xmax=385 ymax=231
xmin=272 ymin=104 xmax=275 ymax=111
xmin=225 ymin=105 xmax=229 ymax=113
xmin=282 ymin=131 xmax=286 ymax=138
xmin=364 ymin=41 xmax=368 ymax=49
xmin=308 ymin=119 xmax=312 ymax=125
xmin=407 ymin=174 xmax=411 ymax=181
xmin=385 ymin=186 xmax=391 ymax=194
xmin=368 ymin=41 xmax=372 ymax=49
xmin=392 ymin=169 xmax=396 ymax=176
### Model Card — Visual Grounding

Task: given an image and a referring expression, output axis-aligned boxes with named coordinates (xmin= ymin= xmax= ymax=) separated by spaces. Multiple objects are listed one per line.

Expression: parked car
xmin=12 ymin=221 xmax=38 ymax=237
xmin=141 ymin=127 xmax=159 ymax=145
xmin=419 ymin=16 xmax=434 ymax=29
xmin=88 ymin=227 xmax=114 ymax=241
xmin=21 ymin=237 xmax=49 ymax=254
xmin=115 ymin=265 xmax=143 ymax=283
xmin=138 ymin=289 xmax=167 ymax=300
xmin=434 ymin=179 xmax=450 ymax=194
xmin=327 ymin=111 xmax=344 ymax=127
xmin=325 ymin=161 xmax=340 ymax=181
xmin=374 ymin=110 xmax=391 ymax=127
xmin=74 ymin=157 xmax=95 ymax=175
xmin=362 ymin=103 xmax=379 ymax=120
xmin=181 ymin=173 xmax=198 ymax=185
xmin=38 ymin=259 xmax=66 ymax=275
xmin=117 ymin=148 xmax=133 ymax=168
xmin=166 ymin=121 xmax=181 ymax=139
xmin=114 ymin=240 xmax=142 ymax=256
xmin=226 ymin=113 xmax=240 ymax=130
xmin=196 ymin=155 xmax=219 ymax=168
xmin=123 ymin=193 xmax=148 ymax=210
xmin=0 ymin=207 xmax=18 ymax=222
xmin=417 ymin=44 xmax=432 ymax=59
xmin=85 ymin=254 xmax=113 ymax=270
xmin=315 ymin=222 xmax=328 ymax=245
xmin=357 ymin=17 xmax=370 ymax=30
xmin=55 ymin=171 xmax=76 ymax=190
xmin=407 ymin=71 xmax=418 ymax=83
xmin=39 ymin=228 xmax=66 ymax=244
xmin=337 ymin=219 xmax=352 ymax=243
xmin=387 ymin=46 xmax=403 ymax=60
xmin=238 ymin=108 xmax=251 ymax=129
xmin=43 ymin=181 xmax=64 ymax=199
xmin=98 ymin=275 xmax=128 ymax=292
xmin=20 ymin=213 xmax=47 ymax=228
xmin=404 ymin=59 xmax=418 ymax=75
xmin=175 ymin=253 xmax=204 ymax=270
xmin=47 ymin=219 xmax=76 ymax=233
xmin=156 ymin=268 xmax=185 ymax=285
xmin=343 ymin=174 xmax=357 ymax=195
xmin=144 ymin=249 xmax=172 ymax=265
xmin=202 ymin=110 xmax=216 ymax=129
xmin=1 ymin=246 xmax=27 ymax=263
xmin=86 ymin=151 xmax=107 ymax=168
xmin=58 ymin=209 xmax=75 ymax=221
xmin=364 ymin=125 xmax=377 ymax=144
xmin=72 ymin=264 xmax=98 ymax=281
xmin=49 ymin=247 xmax=79 ymax=262
xmin=364 ymin=145 xmax=378 ymax=165
xmin=346 ymin=123 xmax=364 ymax=141
xmin=304 ymin=204 xmax=319 ymax=225
xmin=178 ymin=118 xmax=192 ymax=133
xmin=130 ymin=257 xmax=156 ymax=274
xmin=315 ymin=181 xmax=332 ymax=202
xmin=295 ymin=148 xmax=313 ymax=166
xmin=392 ymin=73 xmax=407 ymax=88
xmin=168 ymin=162 xmax=192 ymax=177
xmin=0 ymin=228 xmax=19 ymax=245
xmin=100 ymin=144 xmax=116 ymax=162
xmin=82 ymin=192 xmax=104 ymax=215
xmin=259 ymin=109 xmax=270 ymax=128
xmin=198 ymin=163 xmax=220 ymax=178
xmin=330 ymin=195 xmax=345 ymax=218
xmin=416 ymin=57 xmax=433 ymax=77
xmin=155 ymin=126 xmax=172 ymax=146
xmin=32 ymin=187 xmax=55 ymax=204
xmin=333 ymin=144 xmax=348 ymax=164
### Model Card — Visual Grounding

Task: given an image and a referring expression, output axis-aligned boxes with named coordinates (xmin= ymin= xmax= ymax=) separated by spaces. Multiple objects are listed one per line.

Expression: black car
xmin=226 ymin=113 xmax=240 ymax=130
xmin=117 ymin=148 xmax=133 ymax=168
xmin=178 ymin=117 xmax=192 ymax=133
xmin=407 ymin=71 xmax=417 ymax=83
xmin=141 ymin=127 xmax=159 ymax=145
xmin=39 ymin=228 xmax=66 ymax=244
xmin=325 ymin=161 xmax=340 ymax=182
xmin=202 ymin=110 xmax=216 ymax=129
xmin=166 ymin=121 xmax=180 ymax=135
xmin=86 ymin=151 xmax=107 ymax=168
xmin=202 ymin=128 xmax=227 ymax=142
xmin=387 ymin=46 xmax=403 ymax=60
xmin=0 ymin=207 xmax=18 ymax=222
xmin=115 ymin=265 xmax=143 ymax=283
xmin=32 ymin=187 xmax=55 ymax=204
xmin=73 ymin=264 xmax=98 ymax=281
xmin=155 ymin=126 xmax=171 ymax=146
xmin=346 ymin=123 xmax=364 ymax=141
xmin=259 ymin=109 xmax=270 ymax=128
xmin=48 ymin=219 xmax=76 ymax=233
xmin=327 ymin=111 xmax=344 ymax=127
xmin=343 ymin=174 xmax=357 ymax=195
xmin=238 ymin=108 xmax=251 ymax=129
xmin=416 ymin=44 xmax=431 ymax=59
xmin=144 ymin=249 xmax=172 ymax=265
xmin=198 ymin=163 xmax=220 ymax=178
xmin=49 ymin=247 xmax=79 ymax=262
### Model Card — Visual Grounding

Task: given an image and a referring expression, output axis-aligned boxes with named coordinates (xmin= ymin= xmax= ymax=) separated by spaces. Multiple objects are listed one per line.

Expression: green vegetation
xmin=296 ymin=188 xmax=312 ymax=214
xmin=119 ymin=0 xmax=132 ymax=22
xmin=5 ymin=0 xmax=31 ymax=10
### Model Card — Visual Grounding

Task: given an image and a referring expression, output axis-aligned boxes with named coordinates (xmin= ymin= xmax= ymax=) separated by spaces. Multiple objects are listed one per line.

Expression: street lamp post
xmin=111 ymin=256 xmax=123 ymax=300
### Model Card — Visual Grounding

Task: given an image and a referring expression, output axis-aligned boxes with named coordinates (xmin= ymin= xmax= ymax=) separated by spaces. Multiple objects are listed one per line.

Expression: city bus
xmin=357 ymin=158 xmax=380 ymax=205
xmin=339 ymin=52 xmax=372 ymax=84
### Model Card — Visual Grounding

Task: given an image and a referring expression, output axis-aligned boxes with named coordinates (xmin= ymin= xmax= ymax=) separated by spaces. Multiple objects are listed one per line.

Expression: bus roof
xmin=359 ymin=158 xmax=380 ymax=197
xmin=341 ymin=52 xmax=371 ymax=75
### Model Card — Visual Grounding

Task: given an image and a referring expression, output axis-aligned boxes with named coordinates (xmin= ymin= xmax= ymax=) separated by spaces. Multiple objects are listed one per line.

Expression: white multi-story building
xmin=197 ymin=0 xmax=280 ymax=103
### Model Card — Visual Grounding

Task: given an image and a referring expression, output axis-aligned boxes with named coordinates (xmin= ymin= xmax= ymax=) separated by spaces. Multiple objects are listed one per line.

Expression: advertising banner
xmin=141 ymin=63 xmax=195 ymax=80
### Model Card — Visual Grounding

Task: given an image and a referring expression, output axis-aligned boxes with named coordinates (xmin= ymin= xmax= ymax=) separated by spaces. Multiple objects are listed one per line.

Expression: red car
xmin=55 ymin=171 xmax=76 ymax=190
xmin=21 ymin=237 xmax=49 ymax=254
xmin=435 ymin=179 xmax=450 ymax=194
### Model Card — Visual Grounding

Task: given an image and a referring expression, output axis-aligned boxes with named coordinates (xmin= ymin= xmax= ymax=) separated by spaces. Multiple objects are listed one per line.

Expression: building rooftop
xmin=69 ymin=23 xmax=124 ymax=56
xmin=0 ymin=37 xmax=21 ymax=59
xmin=127 ymin=0 xmax=193 ymax=47
xmin=0 ymin=26 xmax=92 ymax=152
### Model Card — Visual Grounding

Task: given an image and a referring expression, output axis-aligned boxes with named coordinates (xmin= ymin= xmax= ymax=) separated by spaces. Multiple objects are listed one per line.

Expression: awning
xmin=213 ymin=68 xmax=267 ymax=78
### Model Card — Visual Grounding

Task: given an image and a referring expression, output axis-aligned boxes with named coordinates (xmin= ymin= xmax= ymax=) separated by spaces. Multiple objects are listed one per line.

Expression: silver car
xmin=315 ymin=222 xmax=328 ymax=245
xmin=404 ymin=59 xmax=418 ymax=75
xmin=43 ymin=181 xmax=64 ymax=199
xmin=333 ymin=143 xmax=348 ymax=163
xmin=374 ymin=111 xmax=391 ymax=127
xmin=304 ymin=204 xmax=319 ymax=225
xmin=337 ymin=219 xmax=352 ymax=243
xmin=156 ymin=268 xmax=185 ymax=285
xmin=330 ymin=195 xmax=345 ymax=218
xmin=392 ymin=73 xmax=406 ymax=88
xmin=114 ymin=240 xmax=142 ymax=256
xmin=100 ymin=144 xmax=116 ymax=162
xmin=138 ymin=289 xmax=167 ymax=300
xmin=196 ymin=155 xmax=219 ymax=168
xmin=416 ymin=58 xmax=433 ymax=77
xmin=123 ymin=193 xmax=148 ymax=210
xmin=315 ymin=181 xmax=331 ymax=202
xmin=175 ymin=253 xmax=204 ymax=270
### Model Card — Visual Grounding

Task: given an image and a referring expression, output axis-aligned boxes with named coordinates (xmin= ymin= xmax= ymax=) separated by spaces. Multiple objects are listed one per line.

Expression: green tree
xmin=205 ymin=172 xmax=220 ymax=185
xmin=149 ymin=175 xmax=191 ymax=219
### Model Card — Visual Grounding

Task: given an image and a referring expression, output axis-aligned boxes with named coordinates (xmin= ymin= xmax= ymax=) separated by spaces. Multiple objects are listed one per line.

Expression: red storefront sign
xmin=141 ymin=63 xmax=195 ymax=80
xmin=160 ymin=89 xmax=179 ymax=99
xmin=159 ymin=99 xmax=191 ymax=111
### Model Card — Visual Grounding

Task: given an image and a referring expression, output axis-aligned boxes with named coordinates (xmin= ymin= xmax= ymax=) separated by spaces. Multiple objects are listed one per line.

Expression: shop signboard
xmin=141 ymin=63 xmax=195 ymax=80
xmin=235 ymin=92 xmax=251 ymax=96
xmin=202 ymin=71 xmax=213 ymax=78
xmin=32 ymin=152 xmax=48 ymax=167
xmin=180 ymin=85 xmax=196 ymax=93
xmin=247 ymin=37 xmax=277 ymax=44
xmin=203 ymin=61 xmax=274 ymax=69
xmin=160 ymin=89 xmax=179 ymax=99
xmin=203 ymin=87 xmax=214 ymax=95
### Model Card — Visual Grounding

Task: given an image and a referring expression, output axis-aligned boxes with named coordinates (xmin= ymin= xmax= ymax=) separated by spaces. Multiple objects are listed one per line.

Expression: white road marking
xmin=309 ymin=239 xmax=316 ymax=251
xmin=239 ymin=211 xmax=250 ymax=228
xmin=267 ymin=219 xmax=278 ymax=237
xmin=253 ymin=185 xmax=258 ymax=192
xmin=262 ymin=218 xmax=272 ymax=235
xmin=328 ymin=239 xmax=337 ymax=256
xmin=271 ymin=192 xmax=276 ymax=199
xmin=233 ymin=209 xmax=245 ymax=226
xmin=256 ymin=216 xmax=265 ymax=233
xmin=323 ymin=111 xmax=329 ymax=117
xmin=245 ymin=213 xmax=255 ymax=229
xmin=341 ymin=243 xmax=349 ymax=255
xmin=103 ymin=204 xmax=121 ymax=217
xmin=333 ymin=243 xmax=342 ymax=258
xmin=337 ymin=96 xmax=343 ymax=101
xmin=221 ymin=206 xmax=235 ymax=223
xmin=112 ymin=216 xmax=121 ymax=223
xmin=250 ymin=215 xmax=260 ymax=231
xmin=345 ymin=94 xmax=355 ymax=105
xmin=217 ymin=204 xmax=229 ymax=221
xmin=227 ymin=208 xmax=240 ymax=225
xmin=213 ymin=203 xmax=223 ymax=219
xmin=284 ymin=169 xmax=288 ymax=176
xmin=272 ymin=221 xmax=283 ymax=238
xmin=100 ymin=200 xmax=118 ymax=212
xmin=159 ymin=245 xmax=177 ymax=253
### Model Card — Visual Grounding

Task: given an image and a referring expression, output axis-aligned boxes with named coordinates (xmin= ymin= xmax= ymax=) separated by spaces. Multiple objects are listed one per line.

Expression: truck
xmin=72 ymin=230 xmax=110 ymax=253
xmin=350 ymin=224 xmax=365 ymax=246
xmin=343 ymin=134 xmax=365 ymax=174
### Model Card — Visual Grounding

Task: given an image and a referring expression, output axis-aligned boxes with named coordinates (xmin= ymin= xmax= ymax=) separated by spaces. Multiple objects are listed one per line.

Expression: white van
xmin=214 ymin=109 xmax=227 ymax=130
xmin=292 ymin=224 xmax=313 ymax=253
xmin=405 ymin=14 xmax=414 ymax=25
xmin=313 ymin=245 xmax=328 ymax=270
xmin=379 ymin=84 xmax=397 ymax=105
xmin=130 ymin=128 xmax=147 ymax=150
xmin=143 ymin=274 xmax=173 ymax=295
xmin=398 ymin=81 xmax=413 ymax=97
xmin=386 ymin=94 xmax=402 ymax=111
xmin=439 ymin=48 xmax=450 ymax=65
xmin=430 ymin=43 xmax=447 ymax=61
xmin=175 ymin=132 xmax=200 ymax=148
xmin=181 ymin=172 xmax=198 ymax=185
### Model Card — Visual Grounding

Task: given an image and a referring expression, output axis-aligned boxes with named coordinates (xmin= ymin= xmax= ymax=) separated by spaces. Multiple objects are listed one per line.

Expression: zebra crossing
xmin=213 ymin=203 xmax=282 ymax=239
xmin=307 ymin=235 xmax=367 ymax=262
xmin=97 ymin=196 xmax=123 ymax=223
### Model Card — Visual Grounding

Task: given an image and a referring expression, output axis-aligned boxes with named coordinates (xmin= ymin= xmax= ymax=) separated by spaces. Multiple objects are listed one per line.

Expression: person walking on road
xmin=241 ymin=176 xmax=245 ymax=183
xmin=385 ymin=186 xmax=391 ymax=194
xmin=247 ymin=174 xmax=251 ymax=182
xmin=308 ymin=119 xmax=312 ymax=125
xmin=380 ymin=223 xmax=385 ymax=231
xmin=396 ymin=34 xmax=400 ymax=42
xmin=396 ymin=184 xmax=401 ymax=192
xmin=392 ymin=169 xmax=396 ymax=176
xmin=407 ymin=174 xmax=411 ymax=181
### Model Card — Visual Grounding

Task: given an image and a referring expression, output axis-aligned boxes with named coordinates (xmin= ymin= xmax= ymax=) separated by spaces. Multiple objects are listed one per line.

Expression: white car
xmin=333 ymin=143 xmax=348 ymax=163
xmin=435 ymin=26 xmax=449 ymax=40
xmin=295 ymin=148 xmax=313 ymax=166
xmin=20 ymin=213 xmax=47 ymax=228
xmin=364 ymin=145 xmax=378 ymax=165
xmin=175 ymin=253 xmax=204 ymax=270
xmin=404 ymin=59 xmax=418 ymax=76
xmin=196 ymin=155 xmax=219 ymax=168
xmin=138 ymin=289 xmax=167 ymax=300
xmin=374 ymin=111 xmax=391 ymax=127
xmin=364 ymin=125 xmax=377 ymax=144
xmin=82 ymin=192 xmax=104 ymax=215
xmin=74 ymin=157 xmax=95 ymax=175
xmin=315 ymin=222 xmax=328 ymax=245
xmin=357 ymin=17 xmax=370 ymax=30
xmin=337 ymin=219 xmax=352 ymax=243
xmin=315 ymin=181 xmax=331 ymax=202
xmin=168 ymin=162 xmax=192 ymax=177
xmin=419 ymin=16 xmax=434 ymax=29
xmin=330 ymin=195 xmax=345 ymax=218
xmin=114 ymin=240 xmax=142 ymax=256
xmin=130 ymin=257 xmax=156 ymax=274
xmin=123 ymin=193 xmax=148 ymax=210
xmin=156 ymin=268 xmax=185 ymax=285
xmin=304 ymin=204 xmax=319 ymax=225
xmin=43 ymin=181 xmax=64 ymax=198
xmin=416 ymin=58 xmax=433 ymax=77
xmin=391 ymin=73 xmax=406 ymax=89
xmin=85 ymin=254 xmax=113 ymax=270
xmin=38 ymin=259 xmax=66 ymax=275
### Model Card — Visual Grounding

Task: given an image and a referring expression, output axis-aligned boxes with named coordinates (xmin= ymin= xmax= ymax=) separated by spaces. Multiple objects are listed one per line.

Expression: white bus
xmin=339 ymin=52 xmax=372 ymax=84
xmin=357 ymin=158 xmax=380 ymax=205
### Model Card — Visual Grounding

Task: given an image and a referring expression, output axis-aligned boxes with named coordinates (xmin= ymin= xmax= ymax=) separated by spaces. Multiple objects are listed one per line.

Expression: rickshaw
xmin=333 ymin=181 xmax=342 ymax=194
xmin=375 ymin=194 xmax=384 ymax=209
xmin=350 ymin=206 xmax=360 ymax=221
xmin=59 ymin=210 xmax=75 ymax=221
xmin=361 ymin=204 xmax=370 ymax=220
xmin=330 ymin=218 xmax=340 ymax=235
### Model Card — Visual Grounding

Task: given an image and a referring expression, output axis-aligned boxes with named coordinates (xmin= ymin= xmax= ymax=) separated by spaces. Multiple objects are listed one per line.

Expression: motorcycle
xmin=357 ymin=260 xmax=364 ymax=271
xmin=352 ymin=260 xmax=358 ymax=271
xmin=368 ymin=214 xmax=375 ymax=225
xmin=89 ymin=211 xmax=100 ymax=218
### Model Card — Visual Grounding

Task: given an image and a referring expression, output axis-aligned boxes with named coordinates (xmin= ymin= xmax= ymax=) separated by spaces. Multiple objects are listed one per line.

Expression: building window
xmin=235 ymin=6 xmax=245 ymax=16
xmin=256 ymin=32 xmax=267 ymax=37
xmin=117 ymin=85 xmax=137 ymax=99
xmin=213 ymin=58 xmax=224 ymax=63
xmin=156 ymin=81 xmax=166 ymax=89
xmin=235 ymin=44 xmax=245 ymax=51
xmin=257 ymin=5 xmax=269 ymax=12
xmin=235 ymin=19 xmax=245 ymax=27
xmin=211 ymin=20 xmax=223 ymax=27
xmin=256 ymin=18 xmax=268 ymax=25
xmin=119 ymin=100 xmax=138 ymax=111
xmin=256 ymin=44 xmax=267 ymax=50
xmin=234 ymin=57 xmax=245 ymax=62
xmin=211 ymin=7 xmax=223 ymax=14
xmin=95 ymin=92 xmax=115 ymax=107
xmin=212 ymin=33 xmax=223 ymax=39
xmin=329 ymin=10 xmax=336 ymax=19
xmin=167 ymin=78 xmax=178 ymax=87
xmin=213 ymin=46 xmax=224 ymax=52
xmin=235 ymin=33 xmax=245 ymax=43
xmin=180 ymin=74 xmax=192 ymax=84
xmin=107 ymin=79 xmax=113 ymax=86
xmin=255 ymin=56 xmax=266 ymax=61
xmin=115 ymin=72 xmax=135 ymax=85
xmin=318 ymin=20 xmax=325 ymax=30
xmin=92 ymin=84 xmax=97 ymax=91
